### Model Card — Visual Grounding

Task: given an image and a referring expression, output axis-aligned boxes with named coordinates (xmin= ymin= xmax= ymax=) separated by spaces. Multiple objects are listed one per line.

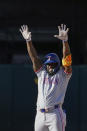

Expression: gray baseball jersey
xmin=35 ymin=66 xmax=72 ymax=110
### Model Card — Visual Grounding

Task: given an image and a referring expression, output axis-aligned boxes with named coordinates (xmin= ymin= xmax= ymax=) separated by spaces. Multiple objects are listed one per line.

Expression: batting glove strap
xmin=26 ymin=34 xmax=32 ymax=42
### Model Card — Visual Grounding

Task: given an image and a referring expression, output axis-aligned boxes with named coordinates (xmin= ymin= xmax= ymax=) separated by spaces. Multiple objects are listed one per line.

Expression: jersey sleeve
xmin=61 ymin=67 xmax=72 ymax=80
xmin=34 ymin=65 xmax=44 ymax=77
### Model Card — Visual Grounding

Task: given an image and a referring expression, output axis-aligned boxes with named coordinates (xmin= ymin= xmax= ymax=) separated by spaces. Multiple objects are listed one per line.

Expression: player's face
xmin=46 ymin=63 xmax=58 ymax=73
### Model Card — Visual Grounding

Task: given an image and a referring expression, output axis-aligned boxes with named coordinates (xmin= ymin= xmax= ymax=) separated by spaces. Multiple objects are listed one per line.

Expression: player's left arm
xmin=54 ymin=24 xmax=72 ymax=74
xmin=62 ymin=40 xmax=72 ymax=74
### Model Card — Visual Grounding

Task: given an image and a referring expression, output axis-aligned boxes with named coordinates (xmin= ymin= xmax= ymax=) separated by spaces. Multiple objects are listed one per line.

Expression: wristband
xmin=26 ymin=37 xmax=31 ymax=42
xmin=62 ymin=54 xmax=72 ymax=67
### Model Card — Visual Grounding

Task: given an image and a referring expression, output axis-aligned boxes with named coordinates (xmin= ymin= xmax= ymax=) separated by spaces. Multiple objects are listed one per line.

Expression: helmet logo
xmin=48 ymin=56 xmax=51 ymax=61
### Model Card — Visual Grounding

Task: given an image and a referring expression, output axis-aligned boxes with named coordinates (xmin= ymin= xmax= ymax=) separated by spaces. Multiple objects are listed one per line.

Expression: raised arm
xmin=20 ymin=25 xmax=42 ymax=72
xmin=54 ymin=24 xmax=72 ymax=74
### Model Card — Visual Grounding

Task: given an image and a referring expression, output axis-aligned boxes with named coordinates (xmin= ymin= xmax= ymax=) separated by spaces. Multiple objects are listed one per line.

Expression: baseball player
xmin=20 ymin=24 xmax=72 ymax=131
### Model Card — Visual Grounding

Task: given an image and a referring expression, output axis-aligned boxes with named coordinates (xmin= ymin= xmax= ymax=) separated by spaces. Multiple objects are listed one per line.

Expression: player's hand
xmin=54 ymin=24 xmax=69 ymax=42
xmin=20 ymin=25 xmax=31 ymax=42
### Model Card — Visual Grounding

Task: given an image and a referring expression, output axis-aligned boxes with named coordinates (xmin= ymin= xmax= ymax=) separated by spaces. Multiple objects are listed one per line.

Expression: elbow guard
xmin=62 ymin=54 xmax=72 ymax=67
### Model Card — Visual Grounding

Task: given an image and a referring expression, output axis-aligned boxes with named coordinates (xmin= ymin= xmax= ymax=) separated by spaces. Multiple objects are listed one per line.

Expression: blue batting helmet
xmin=43 ymin=53 xmax=60 ymax=75
xmin=44 ymin=53 xmax=60 ymax=67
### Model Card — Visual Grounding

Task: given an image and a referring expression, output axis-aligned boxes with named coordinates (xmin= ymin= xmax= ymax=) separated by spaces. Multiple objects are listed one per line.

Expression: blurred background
xmin=0 ymin=0 xmax=87 ymax=131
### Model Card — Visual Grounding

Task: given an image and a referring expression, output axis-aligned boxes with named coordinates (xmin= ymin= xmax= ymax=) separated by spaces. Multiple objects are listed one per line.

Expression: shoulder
xmin=58 ymin=66 xmax=72 ymax=79
xmin=35 ymin=65 xmax=46 ymax=77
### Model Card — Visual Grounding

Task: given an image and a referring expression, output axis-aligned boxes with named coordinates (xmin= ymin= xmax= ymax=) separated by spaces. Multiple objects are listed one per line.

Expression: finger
xmin=29 ymin=32 xmax=31 ymax=35
xmin=20 ymin=26 xmax=24 ymax=32
xmin=29 ymin=32 xmax=31 ymax=36
xmin=23 ymin=25 xmax=26 ymax=30
xmin=21 ymin=25 xmax=24 ymax=31
xmin=19 ymin=29 xmax=22 ymax=34
xmin=61 ymin=24 xmax=63 ymax=30
xmin=26 ymin=25 xmax=29 ymax=31
xmin=66 ymin=28 xmax=69 ymax=33
xmin=54 ymin=35 xmax=61 ymax=40
xmin=23 ymin=25 xmax=25 ymax=30
xmin=64 ymin=24 xmax=66 ymax=31
xmin=54 ymin=35 xmax=59 ymax=38
xmin=58 ymin=26 xmax=61 ymax=31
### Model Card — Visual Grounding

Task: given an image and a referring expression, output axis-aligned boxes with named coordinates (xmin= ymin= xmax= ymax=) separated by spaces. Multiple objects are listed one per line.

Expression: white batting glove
xmin=54 ymin=24 xmax=69 ymax=42
xmin=20 ymin=25 xmax=31 ymax=42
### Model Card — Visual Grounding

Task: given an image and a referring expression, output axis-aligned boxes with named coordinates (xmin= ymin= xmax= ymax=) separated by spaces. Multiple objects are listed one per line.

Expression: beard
xmin=47 ymin=68 xmax=55 ymax=76
xmin=46 ymin=65 xmax=60 ymax=76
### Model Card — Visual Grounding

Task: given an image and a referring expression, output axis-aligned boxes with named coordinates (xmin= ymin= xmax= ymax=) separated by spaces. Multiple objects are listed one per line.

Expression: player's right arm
xmin=20 ymin=25 xmax=42 ymax=72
